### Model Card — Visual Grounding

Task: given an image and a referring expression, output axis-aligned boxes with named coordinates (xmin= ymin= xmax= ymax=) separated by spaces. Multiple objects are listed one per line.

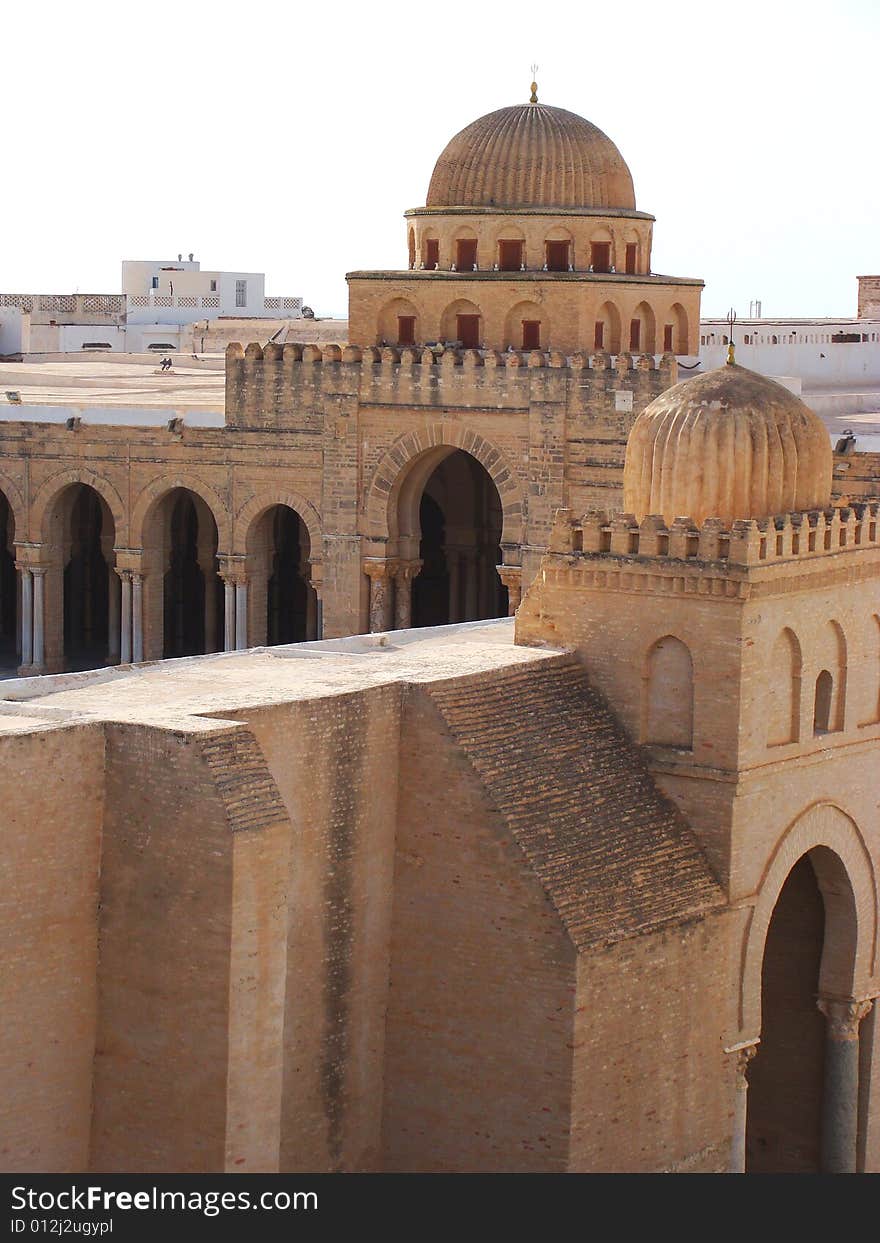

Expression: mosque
xmin=0 ymin=86 xmax=877 ymax=1175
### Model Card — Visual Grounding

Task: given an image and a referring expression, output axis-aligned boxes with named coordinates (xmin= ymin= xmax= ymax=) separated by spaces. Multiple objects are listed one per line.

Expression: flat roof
xmin=0 ymin=357 xmax=225 ymax=413
xmin=0 ymin=618 xmax=558 ymax=731
xmin=701 ymin=317 xmax=880 ymax=327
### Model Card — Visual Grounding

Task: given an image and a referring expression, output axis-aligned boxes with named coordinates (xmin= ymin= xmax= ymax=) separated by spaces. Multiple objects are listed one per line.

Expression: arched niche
xmin=642 ymin=634 xmax=694 ymax=749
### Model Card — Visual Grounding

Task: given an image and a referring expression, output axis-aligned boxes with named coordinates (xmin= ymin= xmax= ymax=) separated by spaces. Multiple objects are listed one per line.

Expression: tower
xmin=516 ymin=358 xmax=880 ymax=1172
xmin=346 ymin=82 xmax=703 ymax=356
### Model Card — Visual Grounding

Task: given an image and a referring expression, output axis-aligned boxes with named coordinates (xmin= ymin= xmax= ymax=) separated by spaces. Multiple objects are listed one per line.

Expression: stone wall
xmin=0 ymin=722 xmax=104 ymax=1172
xmin=858 ymin=276 xmax=880 ymax=319
xmin=385 ymin=682 xmax=577 ymax=1172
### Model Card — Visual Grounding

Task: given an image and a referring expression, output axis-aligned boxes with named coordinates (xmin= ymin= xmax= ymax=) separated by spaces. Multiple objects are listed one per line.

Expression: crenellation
xmin=544 ymin=500 xmax=880 ymax=572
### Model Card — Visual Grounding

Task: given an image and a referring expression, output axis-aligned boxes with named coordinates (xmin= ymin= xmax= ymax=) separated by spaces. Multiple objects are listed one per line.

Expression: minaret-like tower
xmin=516 ymin=356 xmax=880 ymax=1173
xmin=347 ymin=81 xmax=703 ymax=356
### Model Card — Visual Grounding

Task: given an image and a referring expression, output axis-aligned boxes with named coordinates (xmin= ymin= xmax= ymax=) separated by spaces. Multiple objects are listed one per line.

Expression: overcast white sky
xmin=4 ymin=0 xmax=877 ymax=319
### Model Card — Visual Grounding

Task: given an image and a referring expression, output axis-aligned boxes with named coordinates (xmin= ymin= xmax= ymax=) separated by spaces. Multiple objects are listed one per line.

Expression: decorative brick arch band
xmin=31 ymin=468 xmax=127 ymax=545
xmin=130 ymin=474 xmax=231 ymax=551
xmin=0 ymin=472 xmax=27 ymax=541
xmin=739 ymin=801 xmax=878 ymax=1038
xmin=233 ymin=489 xmax=323 ymax=559
xmin=365 ymin=423 xmax=525 ymax=549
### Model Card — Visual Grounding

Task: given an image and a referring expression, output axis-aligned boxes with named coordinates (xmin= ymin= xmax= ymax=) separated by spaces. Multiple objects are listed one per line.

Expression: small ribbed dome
xmin=426 ymin=102 xmax=636 ymax=210
xmin=623 ymin=364 xmax=832 ymax=526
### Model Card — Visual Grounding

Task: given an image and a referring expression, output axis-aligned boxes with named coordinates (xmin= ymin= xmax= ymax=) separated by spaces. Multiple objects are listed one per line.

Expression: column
xmin=235 ymin=580 xmax=248 ymax=651
xmin=364 ymin=560 xmax=394 ymax=634
xmin=448 ymin=550 xmax=461 ymax=624
xmin=132 ymin=573 xmax=144 ymax=663
xmin=725 ymin=1041 xmax=758 ymax=1173
xmin=497 ymin=566 xmax=523 ymax=616
xmin=393 ymin=560 xmax=422 ymax=631
xmin=19 ymin=565 xmax=33 ymax=668
xmin=817 ymin=997 xmax=874 ymax=1173
xmin=463 ymin=552 xmax=479 ymax=621
xmin=223 ymin=577 xmax=236 ymax=652
xmin=32 ymin=568 xmax=45 ymax=673
xmin=108 ymin=570 xmax=120 ymax=663
xmin=119 ymin=571 xmax=132 ymax=664
xmin=306 ymin=561 xmax=323 ymax=642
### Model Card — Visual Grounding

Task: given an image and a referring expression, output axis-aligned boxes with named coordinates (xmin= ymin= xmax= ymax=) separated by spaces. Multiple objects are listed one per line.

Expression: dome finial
xmin=529 ymin=63 xmax=539 ymax=104
xmin=726 ymin=306 xmax=737 ymax=365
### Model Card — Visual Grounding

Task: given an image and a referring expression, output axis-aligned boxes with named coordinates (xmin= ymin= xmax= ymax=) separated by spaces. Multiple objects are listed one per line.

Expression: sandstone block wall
xmin=858 ymin=276 xmax=880 ymax=318
xmin=570 ymin=918 xmax=736 ymax=1172
xmin=236 ymin=687 xmax=402 ymax=1173
xmin=0 ymin=723 xmax=104 ymax=1172
xmin=385 ymin=684 xmax=577 ymax=1172
xmin=90 ymin=719 xmax=289 ymax=1173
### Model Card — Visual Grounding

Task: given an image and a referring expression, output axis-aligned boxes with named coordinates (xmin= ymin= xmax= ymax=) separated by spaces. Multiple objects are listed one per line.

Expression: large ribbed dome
xmin=623 ymin=364 xmax=832 ymax=526
xmin=426 ymin=102 xmax=636 ymax=210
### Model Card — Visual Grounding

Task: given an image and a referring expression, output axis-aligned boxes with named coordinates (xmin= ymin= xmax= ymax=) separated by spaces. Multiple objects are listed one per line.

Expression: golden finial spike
xmin=726 ymin=307 xmax=737 ymax=365
xmin=529 ymin=63 xmax=538 ymax=104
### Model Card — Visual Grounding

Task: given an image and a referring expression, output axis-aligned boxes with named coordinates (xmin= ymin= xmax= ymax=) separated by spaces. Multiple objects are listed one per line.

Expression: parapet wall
xmin=547 ymin=501 xmax=880 ymax=569
xmin=224 ymin=341 xmax=678 ymax=426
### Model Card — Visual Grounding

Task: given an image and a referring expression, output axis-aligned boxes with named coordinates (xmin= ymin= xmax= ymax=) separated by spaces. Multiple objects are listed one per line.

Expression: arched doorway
xmin=43 ymin=482 xmax=117 ymax=672
xmin=63 ymin=486 xmax=114 ymax=670
xmin=247 ymin=504 xmax=317 ymax=645
xmin=746 ymin=855 xmax=826 ymax=1172
xmin=0 ymin=491 xmax=17 ymax=670
xmin=406 ymin=450 xmax=508 ymax=628
xmin=746 ymin=846 xmax=866 ymax=1173
xmin=159 ymin=489 xmax=222 ymax=658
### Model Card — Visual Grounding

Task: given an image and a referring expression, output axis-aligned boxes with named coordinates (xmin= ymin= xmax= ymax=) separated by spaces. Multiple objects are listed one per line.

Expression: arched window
xmin=408 ymin=228 xmax=416 ymax=269
xmin=544 ymin=234 xmax=571 ymax=271
xmin=643 ymin=635 xmax=694 ymax=748
xmin=594 ymin=301 xmax=621 ymax=353
xmin=864 ymin=615 xmax=880 ymax=725
xmin=498 ymin=239 xmax=524 ymax=271
xmin=813 ymin=619 xmax=847 ymax=732
xmin=668 ymin=302 xmax=688 ymax=353
xmin=813 ymin=670 xmax=833 ymax=734
xmin=440 ymin=299 xmax=482 ymax=348
xmin=378 ymin=298 xmax=420 ymax=348
xmin=629 ymin=301 xmax=656 ymax=353
xmin=504 ymin=301 xmax=546 ymax=351
xmin=453 ymin=229 xmax=478 ymax=272
xmin=422 ymin=233 xmax=439 ymax=270
xmin=767 ymin=628 xmax=802 ymax=746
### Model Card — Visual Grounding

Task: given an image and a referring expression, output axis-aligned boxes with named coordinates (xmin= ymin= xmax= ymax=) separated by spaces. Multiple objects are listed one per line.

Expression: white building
xmin=695 ymin=275 xmax=880 ymax=391
xmin=0 ymin=257 xmax=303 ymax=357
xmin=122 ymin=256 xmax=302 ymax=325
xmin=698 ymin=316 xmax=880 ymax=388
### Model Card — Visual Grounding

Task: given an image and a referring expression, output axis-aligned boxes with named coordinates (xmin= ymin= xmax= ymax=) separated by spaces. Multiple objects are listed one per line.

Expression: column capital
xmin=363 ymin=558 xmax=398 ymax=581
xmin=113 ymin=547 xmax=146 ymax=574
xmin=735 ymin=1043 xmax=758 ymax=1076
xmin=115 ymin=567 xmax=133 ymax=583
xmin=393 ymin=559 xmax=423 ymax=583
xmin=217 ymin=554 xmax=248 ymax=584
xmin=817 ymin=997 xmax=874 ymax=1041
xmin=14 ymin=541 xmax=49 ymax=569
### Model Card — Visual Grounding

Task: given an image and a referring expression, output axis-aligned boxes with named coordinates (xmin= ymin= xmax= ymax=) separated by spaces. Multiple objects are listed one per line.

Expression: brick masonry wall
xmin=1 ymin=352 xmax=875 ymax=661
xmin=385 ymin=685 xmax=577 ymax=1172
xmin=570 ymin=916 xmax=736 ymax=1172
xmin=91 ymin=719 xmax=289 ymax=1173
xmin=236 ymin=688 xmax=401 ymax=1173
xmin=0 ymin=723 xmax=104 ymax=1173
xmin=857 ymin=276 xmax=880 ymax=318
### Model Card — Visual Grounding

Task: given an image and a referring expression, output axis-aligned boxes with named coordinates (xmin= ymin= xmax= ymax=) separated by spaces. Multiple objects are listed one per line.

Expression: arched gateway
xmin=364 ymin=430 xmax=524 ymax=633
